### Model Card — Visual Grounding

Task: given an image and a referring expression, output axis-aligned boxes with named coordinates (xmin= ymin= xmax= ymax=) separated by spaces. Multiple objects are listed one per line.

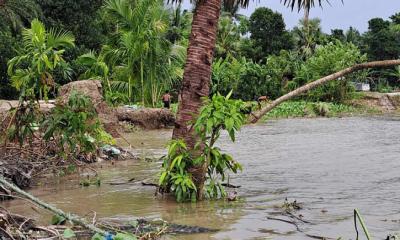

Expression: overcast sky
xmin=179 ymin=0 xmax=400 ymax=33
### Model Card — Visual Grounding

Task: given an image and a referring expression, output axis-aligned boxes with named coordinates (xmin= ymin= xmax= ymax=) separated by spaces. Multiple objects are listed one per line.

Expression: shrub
xmin=42 ymin=91 xmax=114 ymax=159
xmin=294 ymin=41 xmax=367 ymax=102
xmin=159 ymin=93 xmax=245 ymax=202
xmin=211 ymin=57 xmax=282 ymax=101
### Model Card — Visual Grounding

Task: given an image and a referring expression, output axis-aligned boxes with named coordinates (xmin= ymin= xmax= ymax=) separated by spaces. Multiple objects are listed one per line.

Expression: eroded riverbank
xmin=3 ymin=116 xmax=400 ymax=240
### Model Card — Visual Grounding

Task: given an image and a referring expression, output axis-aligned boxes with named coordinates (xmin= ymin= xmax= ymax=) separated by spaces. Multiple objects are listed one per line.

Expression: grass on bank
xmin=170 ymin=94 xmax=382 ymax=121
xmin=261 ymin=100 xmax=381 ymax=121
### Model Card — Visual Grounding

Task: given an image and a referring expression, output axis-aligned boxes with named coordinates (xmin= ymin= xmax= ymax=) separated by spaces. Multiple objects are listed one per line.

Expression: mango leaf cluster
xmin=159 ymin=92 xmax=246 ymax=202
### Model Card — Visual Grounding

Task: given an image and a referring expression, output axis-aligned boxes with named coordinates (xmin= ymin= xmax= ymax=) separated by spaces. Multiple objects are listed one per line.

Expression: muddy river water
xmin=4 ymin=117 xmax=400 ymax=239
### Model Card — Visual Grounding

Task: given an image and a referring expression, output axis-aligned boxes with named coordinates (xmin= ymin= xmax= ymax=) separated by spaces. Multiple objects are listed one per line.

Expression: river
xmin=3 ymin=116 xmax=400 ymax=239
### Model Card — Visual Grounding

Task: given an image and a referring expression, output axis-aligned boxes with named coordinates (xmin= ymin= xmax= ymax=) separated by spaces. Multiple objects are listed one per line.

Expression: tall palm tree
xmin=281 ymin=0 xmax=336 ymax=28
xmin=292 ymin=18 xmax=324 ymax=57
xmin=282 ymin=0 xmax=342 ymax=52
xmin=167 ymin=0 xmax=329 ymax=199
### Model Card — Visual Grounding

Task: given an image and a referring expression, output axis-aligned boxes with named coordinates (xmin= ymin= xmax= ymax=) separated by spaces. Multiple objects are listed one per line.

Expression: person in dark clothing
xmin=161 ymin=90 xmax=171 ymax=109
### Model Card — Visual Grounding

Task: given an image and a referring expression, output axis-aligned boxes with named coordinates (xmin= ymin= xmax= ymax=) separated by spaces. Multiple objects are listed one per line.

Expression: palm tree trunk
xmin=303 ymin=7 xmax=309 ymax=30
xmin=172 ymin=0 xmax=222 ymax=200
xmin=128 ymin=76 xmax=132 ymax=102
xmin=249 ymin=59 xmax=400 ymax=123
xmin=141 ymin=58 xmax=145 ymax=106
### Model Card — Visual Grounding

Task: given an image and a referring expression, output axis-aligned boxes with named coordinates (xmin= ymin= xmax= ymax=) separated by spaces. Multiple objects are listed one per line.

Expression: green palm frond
xmin=77 ymin=51 xmax=98 ymax=66
xmin=47 ymin=28 xmax=75 ymax=49
xmin=22 ymin=19 xmax=46 ymax=49
xmin=104 ymin=0 xmax=135 ymax=29
xmin=110 ymin=80 xmax=130 ymax=94
xmin=10 ymin=69 xmax=33 ymax=90
xmin=281 ymin=0 xmax=342 ymax=12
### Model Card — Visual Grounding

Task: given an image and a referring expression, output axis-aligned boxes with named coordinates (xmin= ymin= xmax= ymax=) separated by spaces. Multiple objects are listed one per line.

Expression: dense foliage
xmin=246 ymin=7 xmax=294 ymax=62
xmin=294 ymin=41 xmax=367 ymax=102
xmin=0 ymin=2 xmax=399 ymax=102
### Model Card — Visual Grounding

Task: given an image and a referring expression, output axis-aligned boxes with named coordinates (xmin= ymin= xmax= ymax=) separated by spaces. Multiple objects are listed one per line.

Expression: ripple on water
xmin=4 ymin=117 xmax=400 ymax=240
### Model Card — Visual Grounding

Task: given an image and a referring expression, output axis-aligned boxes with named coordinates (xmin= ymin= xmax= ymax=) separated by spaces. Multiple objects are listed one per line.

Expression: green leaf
xmin=114 ymin=233 xmax=137 ymax=240
xmin=63 ymin=228 xmax=76 ymax=239
xmin=91 ymin=233 xmax=104 ymax=240
xmin=228 ymin=129 xmax=236 ymax=142
xmin=225 ymin=118 xmax=234 ymax=131
xmin=225 ymin=90 xmax=233 ymax=100
xmin=170 ymin=155 xmax=183 ymax=170
xmin=129 ymin=220 xmax=139 ymax=228
xmin=51 ymin=214 xmax=66 ymax=225
xmin=159 ymin=171 xmax=168 ymax=185
xmin=206 ymin=118 xmax=213 ymax=133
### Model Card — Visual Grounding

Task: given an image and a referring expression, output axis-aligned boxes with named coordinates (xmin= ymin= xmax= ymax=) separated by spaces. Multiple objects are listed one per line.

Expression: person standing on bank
xmin=162 ymin=90 xmax=171 ymax=109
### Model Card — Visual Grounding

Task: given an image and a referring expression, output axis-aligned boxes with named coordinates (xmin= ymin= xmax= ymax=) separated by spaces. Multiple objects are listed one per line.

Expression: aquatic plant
xmin=354 ymin=209 xmax=371 ymax=240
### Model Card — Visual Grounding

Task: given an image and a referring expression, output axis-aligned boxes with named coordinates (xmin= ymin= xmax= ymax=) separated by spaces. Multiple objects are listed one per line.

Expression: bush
xmin=236 ymin=61 xmax=282 ymax=101
xmin=211 ymin=57 xmax=282 ymax=101
xmin=294 ymin=41 xmax=367 ymax=102
xmin=42 ymin=91 xmax=114 ymax=159
xmin=265 ymin=50 xmax=302 ymax=94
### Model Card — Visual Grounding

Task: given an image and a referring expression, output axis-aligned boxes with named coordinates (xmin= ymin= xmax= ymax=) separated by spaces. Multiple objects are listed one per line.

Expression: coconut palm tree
xmin=167 ymin=0 xmax=330 ymax=200
xmin=282 ymin=0 xmax=340 ymax=56
xmin=292 ymin=18 xmax=324 ymax=57
xmin=215 ymin=13 xmax=241 ymax=59
xmin=282 ymin=0 xmax=339 ymax=29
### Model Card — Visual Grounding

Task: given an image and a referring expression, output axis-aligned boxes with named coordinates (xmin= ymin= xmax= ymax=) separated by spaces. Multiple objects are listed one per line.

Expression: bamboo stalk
xmin=0 ymin=177 xmax=107 ymax=236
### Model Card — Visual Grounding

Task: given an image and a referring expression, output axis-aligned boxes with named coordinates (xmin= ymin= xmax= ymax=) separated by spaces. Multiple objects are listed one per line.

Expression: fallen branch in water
xmin=0 ymin=177 xmax=107 ymax=236
xmin=267 ymin=216 xmax=334 ymax=240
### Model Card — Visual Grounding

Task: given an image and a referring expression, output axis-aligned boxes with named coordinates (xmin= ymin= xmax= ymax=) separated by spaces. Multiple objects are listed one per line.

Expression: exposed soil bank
xmin=0 ymin=80 xmax=175 ymax=132
xmin=116 ymin=107 xmax=175 ymax=129
xmin=352 ymin=91 xmax=400 ymax=112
